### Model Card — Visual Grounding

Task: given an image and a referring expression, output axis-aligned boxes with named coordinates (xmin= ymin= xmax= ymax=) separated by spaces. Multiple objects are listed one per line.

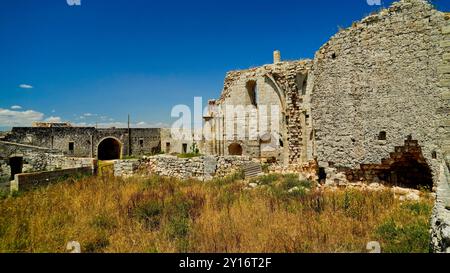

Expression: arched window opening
xmin=246 ymin=80 xmax=258 ymax=107
xmin=296 ymin=73 xmax=308 ymax=96
xmin=228 ymin=143 xmax=243 ymax=156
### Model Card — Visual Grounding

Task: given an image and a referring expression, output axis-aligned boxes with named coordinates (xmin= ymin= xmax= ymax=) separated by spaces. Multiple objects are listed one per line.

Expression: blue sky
xmin=1 ymin=0 xmax=449 ymax=130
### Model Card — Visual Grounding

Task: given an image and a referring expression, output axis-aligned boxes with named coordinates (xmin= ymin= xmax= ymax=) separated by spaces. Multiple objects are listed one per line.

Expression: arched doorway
xmin=228 ymin=143 xmax=243 ymax=156
xmin=98 ymin=138 xmax=122 ymax=160
xmin=9 ymin=156 xmax=23 ymax=180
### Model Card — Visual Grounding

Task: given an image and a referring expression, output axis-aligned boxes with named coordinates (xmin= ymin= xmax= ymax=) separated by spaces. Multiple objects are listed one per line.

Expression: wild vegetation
xmin=0 ymin=172 xmax=433 ymax=253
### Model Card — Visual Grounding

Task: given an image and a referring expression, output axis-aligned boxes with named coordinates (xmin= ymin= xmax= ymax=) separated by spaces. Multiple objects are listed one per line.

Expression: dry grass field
xmin=0 ymin=172 xmax=433 ymax=253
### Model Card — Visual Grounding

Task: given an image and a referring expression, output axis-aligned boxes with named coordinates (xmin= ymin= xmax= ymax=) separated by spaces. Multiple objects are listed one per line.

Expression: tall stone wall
xmin=5 ymin=127 xmax=96 ymax=157
xmin=310 ymin=0 xmax=448 ymax=183
xmin=430 ymin=11 xmax=450 ymax=253
xmin=430 ymin=156 xmax=450 ymax=253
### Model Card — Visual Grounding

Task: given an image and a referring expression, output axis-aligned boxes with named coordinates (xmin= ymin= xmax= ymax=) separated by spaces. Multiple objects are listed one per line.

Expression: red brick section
xmin=342 ymin=136 xmax=433 ymax=189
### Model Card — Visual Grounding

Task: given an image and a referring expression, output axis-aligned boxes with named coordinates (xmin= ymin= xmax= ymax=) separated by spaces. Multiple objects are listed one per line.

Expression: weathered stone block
xmin=443 ymin=26 xmax=450 ymax=35
xmin=442 ymin=40 xmax=450 ymax=48
xmin=442 ymin=91 xmax=450 ymax=99
xmin=440 ymin=80 xmax=450 ymax=87
xmin=10 ymin=179 xmax=18 ymax=193
xmin=444 ymin=53 xmax=450 ymax=61
xmin=438 ymin=65 xmax=450 ymax=74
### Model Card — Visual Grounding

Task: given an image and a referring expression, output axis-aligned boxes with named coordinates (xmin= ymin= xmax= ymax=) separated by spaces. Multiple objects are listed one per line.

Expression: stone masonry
xmin=114 ymin=155 xmax=254 ymax=181
xmin=203 ymin=59 xmax=313 ymax=166
xmin=310 ymin=0 xmax=448 ymax=186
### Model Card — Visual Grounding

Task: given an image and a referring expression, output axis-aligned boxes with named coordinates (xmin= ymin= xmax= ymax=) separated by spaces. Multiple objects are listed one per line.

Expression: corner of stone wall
xmin=430 ymin=20 xmax=450 ymax=253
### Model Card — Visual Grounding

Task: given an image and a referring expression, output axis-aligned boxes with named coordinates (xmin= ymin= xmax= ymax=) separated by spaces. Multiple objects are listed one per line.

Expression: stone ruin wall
xmin=114 ymin=155 xmax=254 ymax=181
xmin=205 ymin=59 xmax=314 ymax=166
xmin=430 ymin=155 xmax=450 ymax=253
xmin=430 ymin=9 xmax=450 ymax=254
xmin=3 ymin=127 xmax=161 ymax=158
xmin=310 ymin=0 xmax=448 ymax=185
xmin=0 ymin=141 xmax=94 ymax=183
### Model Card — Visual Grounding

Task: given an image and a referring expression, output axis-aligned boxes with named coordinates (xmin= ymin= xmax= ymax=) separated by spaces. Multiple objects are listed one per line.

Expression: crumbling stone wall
xmin=430 ymin=155 xmax=450 ymax=253
xmin=160 ymin=128 xmax=195 ymax=155
xmin=431 ymin=11 xmax=450 ymax=253
xmin=0 ymin=141 xmax=94 ymax=182
xmin=114 ymin=155 xmax=253 ymax=181
xmin=310 ymin=0 xmax=448 ymax=184
xmin=204 ymin=59 xmax=314 ymax=166
xmin=3 ymin=127 xmax=161 ymax=158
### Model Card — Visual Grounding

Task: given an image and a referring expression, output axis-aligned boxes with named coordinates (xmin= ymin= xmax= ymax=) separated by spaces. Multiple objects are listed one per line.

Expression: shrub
xmin=280 ymin=174 xmax=312 ymax=191
xmin=90 ymin=213 xmax=117 ymax=231
xmin=84 ymin=235 xmax=110 ymax=253
xmin=133 ymin=199 xmax=164 ymax=230
xmin=374 ymin=201 xmax=432 ymax=253
xmin=251 ymin=174 xmax=281 ymax=186
xmin=177 ymin=153 xmax=202 ymax=159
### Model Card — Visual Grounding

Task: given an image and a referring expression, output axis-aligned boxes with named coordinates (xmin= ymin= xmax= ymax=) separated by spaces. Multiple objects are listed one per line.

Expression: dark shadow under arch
xmin=228 ymin=143 xmax=243 ymax=156
xmin=98 ymin=138 xmax=121 ymax=160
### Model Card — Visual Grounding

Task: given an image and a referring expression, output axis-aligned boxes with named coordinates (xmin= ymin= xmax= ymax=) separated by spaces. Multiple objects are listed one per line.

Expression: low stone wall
xmin=0 ymin=140 xmax=95 ymax=181
xmin=114 ymin=160 xmax=140 ymax=177
xmin=430 ymin=156 xmax=450 ymax=253
xmin=114 ymin=155 xmax=254 ymax=181
xmin=269 ymin=161 xmax=318 ymax=181
xmin=12 ymin=167 xmax=93 ymax=192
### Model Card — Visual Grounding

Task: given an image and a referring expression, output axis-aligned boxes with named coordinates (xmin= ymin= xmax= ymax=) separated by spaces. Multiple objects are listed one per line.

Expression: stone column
xmin=273 ymin=50 xmax=281 ymax=64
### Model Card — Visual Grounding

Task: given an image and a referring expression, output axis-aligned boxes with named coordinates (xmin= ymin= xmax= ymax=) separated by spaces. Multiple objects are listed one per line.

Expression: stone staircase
xmin=243 ymin=162 xmax=263 ymax=179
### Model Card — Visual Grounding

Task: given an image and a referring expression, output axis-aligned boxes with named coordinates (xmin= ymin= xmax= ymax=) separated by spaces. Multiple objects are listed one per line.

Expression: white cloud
xmin=0 ymin=106 xmax=168 ymax=129
xmin=0 ymin=108 xmax=63 ymax=127
xmin=0 ymin=108 xmax=44 ymax=127
xmin=19 ymin=84 xmax=33 ymax=89
xmin=72 ymin=121 xmax=169 ymax=129
xmin=11 ymin=105 xmax=22 ymax=110
xmin=45 ymin=116 xmax=62 ymax=123
xmin=83 ymin=113 xmax=97 ymax=117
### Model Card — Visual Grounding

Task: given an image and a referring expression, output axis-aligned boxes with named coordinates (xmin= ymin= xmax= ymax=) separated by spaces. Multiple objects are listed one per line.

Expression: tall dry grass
xmin=0 ymin=172 xmax=433 ymax=253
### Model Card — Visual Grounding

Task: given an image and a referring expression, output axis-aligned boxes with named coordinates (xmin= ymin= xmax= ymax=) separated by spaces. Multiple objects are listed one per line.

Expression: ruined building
xmin=203 ymin=0 xmax=450 ymax=190
xmin=1 ymin=126 xmax=161 ymax=160
xmin=202 ymin=56 xmax=313 ymax=166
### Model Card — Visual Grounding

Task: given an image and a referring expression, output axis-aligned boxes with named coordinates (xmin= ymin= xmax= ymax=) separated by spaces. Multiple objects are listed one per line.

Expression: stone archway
xmin=228 ymin=143 xmax=243 ymax=156
xmin=97 ymin=138 xmax=122 ymax=160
